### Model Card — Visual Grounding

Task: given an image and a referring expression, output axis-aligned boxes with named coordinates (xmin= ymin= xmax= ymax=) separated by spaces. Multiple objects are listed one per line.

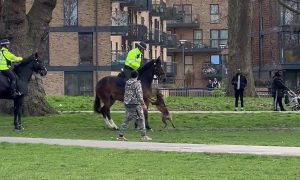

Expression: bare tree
xmin=0 ymin=0 xmax=57 ymax=115
xmin=227 ymin=0 xmax=256 ymax=96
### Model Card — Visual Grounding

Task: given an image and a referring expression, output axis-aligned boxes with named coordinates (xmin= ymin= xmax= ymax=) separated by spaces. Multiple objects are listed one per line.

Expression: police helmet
xmin=0 ymin=39 xmax=10 ymax=45
xmin=137 ymin=42 xmax=147 ymax=50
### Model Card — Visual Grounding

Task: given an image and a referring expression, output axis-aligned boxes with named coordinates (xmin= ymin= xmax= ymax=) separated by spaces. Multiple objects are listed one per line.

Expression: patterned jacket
xmin=124 ymin=78 xmax=144 ymax=105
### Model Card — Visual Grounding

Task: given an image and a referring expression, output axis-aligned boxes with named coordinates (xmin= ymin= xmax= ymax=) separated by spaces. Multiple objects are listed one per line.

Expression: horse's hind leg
xmin=106 ymin=98 xmax=118 ymax=129
xmin=100 ymin=105 xmax=115 ymax=129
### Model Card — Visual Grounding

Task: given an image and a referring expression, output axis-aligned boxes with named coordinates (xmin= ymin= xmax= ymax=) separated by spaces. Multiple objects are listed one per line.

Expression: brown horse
xmin=94 ymin=58 xmax=166 ymax=130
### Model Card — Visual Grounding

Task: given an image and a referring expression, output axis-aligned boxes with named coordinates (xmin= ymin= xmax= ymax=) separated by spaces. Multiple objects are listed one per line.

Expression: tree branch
xmin=278 ymin=0 xmax=300 ymax=14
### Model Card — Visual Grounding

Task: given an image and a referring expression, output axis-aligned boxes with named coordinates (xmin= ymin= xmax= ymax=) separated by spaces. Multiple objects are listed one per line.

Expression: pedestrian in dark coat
xmin=271 ymin=71 xmax=287 ymax=111
xmin=231 ymin=69 xmax=247 ymax=111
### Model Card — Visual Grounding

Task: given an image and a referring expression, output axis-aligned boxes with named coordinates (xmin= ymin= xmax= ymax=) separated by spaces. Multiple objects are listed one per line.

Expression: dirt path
xmin=1 ymin=137 xmax=300 ymax=157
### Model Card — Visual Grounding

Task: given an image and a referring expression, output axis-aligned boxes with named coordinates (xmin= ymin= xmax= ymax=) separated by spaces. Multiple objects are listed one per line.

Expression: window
xmin=79 ymin=33 xmax=93 ymax=64
xmin=210 ymin=29 xmax=228 ymax=48
xmin=64 ymin=72 xmax=93 ymax=96
xmin=64 ymin=0 xmax=78 ymax=26
xmin=193 ymin=30 xmax=203 ymax=48
xmin=184 ymin=56 xmax=193 ymax=74
xmin=166 ymin=56 xmax=176 ymax=75
xmin=210 ymin=4 xmax=220 ymax=23
xmin=210 ymin=55 xmax=220 ymax=64
xmin=173 ymin=4 xmax=192 ymax=23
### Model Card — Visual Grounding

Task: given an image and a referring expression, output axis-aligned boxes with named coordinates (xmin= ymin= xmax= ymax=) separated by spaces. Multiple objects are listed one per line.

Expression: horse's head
xmin=31 ymin=53 xmax=47 ymax=76
xmin=153 ymin=57 xmax=166 ymax=82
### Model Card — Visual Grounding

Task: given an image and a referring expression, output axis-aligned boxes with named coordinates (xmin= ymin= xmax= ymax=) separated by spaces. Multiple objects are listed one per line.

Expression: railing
xmin=201 ymin=63 xmax=222 ymax=78
xmin=167 ymin=13 xmax=200 ymax=27
xmin=157 ymin=87 xmax=216 ymax=97
xmin=152 ymin=4 xmax=175 ymax=20
xmin=111 ymin=50 xmax=126 ymax=71
xmin=126 ymin=24 xmax=148 ymax=41
xmin=161 ymin=32 xmax=177 ymax=47
xmin=167 ymin=39 xmax=223 ymax=53
xmin=147 ymin=28 xmax=161 ymax=44
xmin=111 ymin=11 xmax=128 ymax=26
xmin=122 ymin=0 xmax=150 ymax=10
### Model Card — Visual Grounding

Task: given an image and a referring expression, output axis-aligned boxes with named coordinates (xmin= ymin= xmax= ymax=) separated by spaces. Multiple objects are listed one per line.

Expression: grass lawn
xmin=1 ymin=143 xmax=300 ymax=179
xmin=46 ymin=96 xmax=275 ymax=111
xmin=1 ymin=113 xmax=300 ymax=146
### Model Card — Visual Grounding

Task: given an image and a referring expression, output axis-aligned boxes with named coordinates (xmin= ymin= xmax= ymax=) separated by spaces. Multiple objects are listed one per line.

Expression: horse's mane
xmin=139 ymin=58 xmax=161 ymax=74
xmin=18 ymin=55 xmax=36 ymax=67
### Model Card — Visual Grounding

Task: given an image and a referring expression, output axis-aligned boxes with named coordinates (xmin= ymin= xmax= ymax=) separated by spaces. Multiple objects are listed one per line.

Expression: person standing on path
xmin=117 ymin=70 xmax=152 ymax=141
xmin=231 ymin=69 xmax=247 ymax=111
xmin=271 ymin=71 xmax=287 ymax=111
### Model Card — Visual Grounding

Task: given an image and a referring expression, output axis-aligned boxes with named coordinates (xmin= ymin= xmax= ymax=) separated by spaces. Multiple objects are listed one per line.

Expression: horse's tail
xmin=94 ymin=95 xmax=102 ymax=114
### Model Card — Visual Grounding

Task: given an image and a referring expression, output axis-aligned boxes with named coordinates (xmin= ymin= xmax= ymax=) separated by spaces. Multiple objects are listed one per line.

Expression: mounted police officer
xmin=0 ymin=39 xmax=23 ymax=97
xmin=117 ymin=70 xmax=152 ymax=141
xmin=123 ymin=42 xmax=147 ymax=78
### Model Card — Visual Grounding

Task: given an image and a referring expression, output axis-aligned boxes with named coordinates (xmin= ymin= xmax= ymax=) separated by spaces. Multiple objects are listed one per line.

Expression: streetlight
xmin=219 ymin=44 xmax=227 ymax=88
xmin=179 ymin=39 xmax=187 ymax=87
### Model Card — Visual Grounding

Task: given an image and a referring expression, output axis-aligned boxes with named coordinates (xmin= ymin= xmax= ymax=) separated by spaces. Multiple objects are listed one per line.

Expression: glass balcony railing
xmin=125 ymin=24 xmax=148 ymax=41
xmin=167 ymin=13 xmax=200 ymax=28
xmin=152 ymin=4 xmax=175 ymax=20
xmin=168 ymin=39 xmax=225 ymax=53
xmin=111 ymin=50 xmax=127 ymax=71
xmin=161 ymin=32 xmax=177 ymax=48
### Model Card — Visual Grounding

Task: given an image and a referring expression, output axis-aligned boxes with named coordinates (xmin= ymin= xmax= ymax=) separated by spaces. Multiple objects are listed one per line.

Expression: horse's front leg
xmin=144 ymin=100 xmax=152 ymax=130
xmin=13 ymin=98 xmax=21 ymax=130
xmin=17 ymin=97 xmax=24 ymax=130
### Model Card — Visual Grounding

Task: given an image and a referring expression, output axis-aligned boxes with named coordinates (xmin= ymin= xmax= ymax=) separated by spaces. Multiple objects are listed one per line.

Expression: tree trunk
xmin=0 ymin=0 xmax=57 ymax=115
xmin=227 ymin=0 xmax=256 ymax=96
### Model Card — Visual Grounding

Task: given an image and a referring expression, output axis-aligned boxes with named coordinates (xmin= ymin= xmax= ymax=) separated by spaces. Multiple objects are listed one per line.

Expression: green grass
xmin=46 ymin=96 xmax=275 ymax=111
xmin=1 ymin=113 xmax=300 ymax=146
xmin=1 ymin=143 xmax=300 ymax=179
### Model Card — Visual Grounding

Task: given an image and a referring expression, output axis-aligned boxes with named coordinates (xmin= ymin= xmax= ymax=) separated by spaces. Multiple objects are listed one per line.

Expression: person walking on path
xmin=231 ymin=69 xmax=247 ymax=111
xmin=271 ymin=71 xmax=287 ymax=111
xmin=117 ymin=70 xmax=152 ymax=141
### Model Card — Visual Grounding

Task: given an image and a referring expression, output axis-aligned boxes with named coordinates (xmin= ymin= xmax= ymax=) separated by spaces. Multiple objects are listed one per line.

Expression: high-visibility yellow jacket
xmin=0 ymin=47 xmax=23 ymax=70
xmin=125 ymin=48 xmax=142 ymax=70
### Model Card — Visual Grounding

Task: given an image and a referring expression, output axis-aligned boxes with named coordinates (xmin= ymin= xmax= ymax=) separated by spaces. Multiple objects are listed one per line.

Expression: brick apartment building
xmin=28 ymin=0 xmax=228 ymax=96
xmin=164 ymin=0 xmax=228 ymax=88
xmin=251 ymin=0 xmax=300 ymax=90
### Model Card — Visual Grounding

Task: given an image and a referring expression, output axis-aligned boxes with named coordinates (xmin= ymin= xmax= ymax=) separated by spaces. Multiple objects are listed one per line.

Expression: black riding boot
xmin=11 ymin=81 xmax=20 ymax=97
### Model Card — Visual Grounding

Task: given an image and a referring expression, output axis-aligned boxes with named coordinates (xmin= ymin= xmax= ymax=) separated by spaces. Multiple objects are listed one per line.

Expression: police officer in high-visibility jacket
xmin=0 ymin=39 xmax=23 ymax=97
xmin=123 ymin=42 xmax=147 ymax=78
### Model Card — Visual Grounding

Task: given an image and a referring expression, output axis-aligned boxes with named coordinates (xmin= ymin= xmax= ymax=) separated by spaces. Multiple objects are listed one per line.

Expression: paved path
xmin=62 ymin=110 xmax=300 ymax=114
xmin=1 ymin=137 xmax=300 ymax=157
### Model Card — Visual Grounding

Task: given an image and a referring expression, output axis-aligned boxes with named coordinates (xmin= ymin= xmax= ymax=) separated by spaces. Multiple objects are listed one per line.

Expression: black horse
xmin=94 ymin=58 xmax=166 ymax=130
xmin=0 ymin=53 xmax=47 ymax=130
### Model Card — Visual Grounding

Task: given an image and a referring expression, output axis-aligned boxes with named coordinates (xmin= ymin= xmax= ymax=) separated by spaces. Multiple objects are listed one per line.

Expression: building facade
xmin=28 ymin=0 xmax=228 ymax=96
xmin=251 ymin=0 xmax=300 ymax=90
xmin=164 ymin=0 xmax=228 ymax=88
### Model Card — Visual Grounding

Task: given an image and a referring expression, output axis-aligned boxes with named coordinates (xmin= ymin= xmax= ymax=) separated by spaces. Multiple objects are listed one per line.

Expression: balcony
xmin=167 ymin=13 xmax=200 ymax=28
xmin=151 ymin=3 xmax=176 ymax=20
xmin=161 ymin=32 xmax=177 ymax=48
xmin=167 ymin=39 xmax=222 ymax=54
xmin=201 ymin=63 xmax=222 ymax=78
xmin=111 ymin=11 xmax=128 ymax=26
xmin=147 ymin=28 xmax=161 ymax=45
xmin=124 ymin=24 xmax=148 ymax=41
xmin=111 ymin=50 xmax=127 ymax=71
xmin=113 ymin=0 xmax=150 ymax=11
